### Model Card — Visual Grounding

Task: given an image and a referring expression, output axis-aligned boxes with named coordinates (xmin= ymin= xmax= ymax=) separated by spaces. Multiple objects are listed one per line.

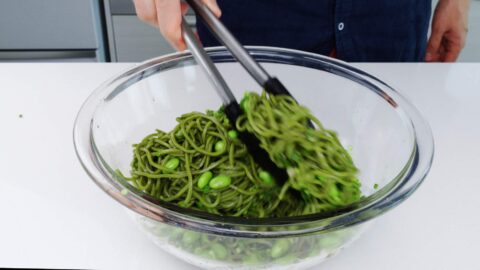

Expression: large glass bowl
xmin=73 ymin=47 xmax=434 ymax=269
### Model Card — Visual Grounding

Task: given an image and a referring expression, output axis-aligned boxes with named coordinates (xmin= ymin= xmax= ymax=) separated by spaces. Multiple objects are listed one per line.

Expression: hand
xmin=134 ymin=0 xmax=221 ymax=51
xmin=426 ymin=0 xmax=470 ymax=62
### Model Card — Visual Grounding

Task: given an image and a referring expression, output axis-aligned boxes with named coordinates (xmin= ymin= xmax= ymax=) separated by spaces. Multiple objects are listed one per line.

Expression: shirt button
xmin=338 ymin=22 xmax=344 ymax=31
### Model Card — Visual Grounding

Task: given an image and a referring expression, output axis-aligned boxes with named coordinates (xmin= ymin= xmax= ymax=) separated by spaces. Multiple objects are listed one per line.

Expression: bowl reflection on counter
xmin=73 ymin=46 xmax=434 ymax=269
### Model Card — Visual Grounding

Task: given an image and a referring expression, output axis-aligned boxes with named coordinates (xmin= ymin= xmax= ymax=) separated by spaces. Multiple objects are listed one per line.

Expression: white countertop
xmin=0 ymin=63 xmax=479 ymax=270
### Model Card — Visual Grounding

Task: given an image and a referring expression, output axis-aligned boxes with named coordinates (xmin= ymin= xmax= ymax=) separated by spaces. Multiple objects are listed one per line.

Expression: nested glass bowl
xmin=73 ymin=47 xmax=434 ymax=269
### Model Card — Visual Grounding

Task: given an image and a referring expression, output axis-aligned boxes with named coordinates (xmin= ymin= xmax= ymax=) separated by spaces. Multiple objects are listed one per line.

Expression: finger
xmin=443 ymin=42 xmax=462 ymax=62
xmin=425 ymin=27 xmax=444 ymax=62
xmin=134 ymin=0 xmax=158 ymax=27
xmin=181 ymin=2 xmax=189 ymax=15
xmin=203 ymin=0 xmax=222 ymax=17
xmin=437 ymin=41 xmax=447 ymax=62
xmin=442 ymin=31 xmax=466 ymax=62
xmin=155 ymin=0 xmax=185 ymax=51
xmin=443 ymin=50 xmax=460 ymax=62
xmin=427 ymin=52 xmax=442 ymax=62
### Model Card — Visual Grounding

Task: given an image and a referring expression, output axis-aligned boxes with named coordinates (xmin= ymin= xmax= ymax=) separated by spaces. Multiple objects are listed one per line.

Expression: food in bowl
xmin=135 ymin=214 xmax=363 ymax=266
xmin=116 ymin=91 xmax=362 ymax=218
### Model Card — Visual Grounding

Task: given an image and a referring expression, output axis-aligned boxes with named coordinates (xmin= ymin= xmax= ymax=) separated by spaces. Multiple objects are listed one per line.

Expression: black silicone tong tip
xmin=224 ymin=103 xmax=289 ymax=182
xmin=263 ymin=77 xmax=292 ymax=96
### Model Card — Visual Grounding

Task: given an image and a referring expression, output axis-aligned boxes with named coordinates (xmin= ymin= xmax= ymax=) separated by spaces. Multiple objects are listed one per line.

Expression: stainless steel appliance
xmin=104 ymin=0 xmax=196 ymax=62
xmin=0 ymin=0 xmax=107 ymax=62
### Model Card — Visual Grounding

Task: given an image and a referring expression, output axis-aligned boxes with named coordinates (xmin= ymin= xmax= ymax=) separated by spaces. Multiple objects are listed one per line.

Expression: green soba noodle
xmin=117 ymin=91 xmax=361 ymax=218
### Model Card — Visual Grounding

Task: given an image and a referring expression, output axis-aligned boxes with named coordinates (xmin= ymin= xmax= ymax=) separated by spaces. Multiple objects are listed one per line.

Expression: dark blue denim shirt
xmin=197 ymin=0 xmax=432 ymax=62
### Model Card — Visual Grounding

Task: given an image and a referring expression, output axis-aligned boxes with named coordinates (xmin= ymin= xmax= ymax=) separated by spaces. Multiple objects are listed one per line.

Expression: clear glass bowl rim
xmin=73 ymin=46 xmax=434 ymax=237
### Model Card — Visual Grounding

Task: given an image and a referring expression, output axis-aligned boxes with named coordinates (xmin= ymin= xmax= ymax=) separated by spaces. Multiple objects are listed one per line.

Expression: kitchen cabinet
xmin=0 ymin=0 xmax=106 ymax=62
xmin=104 ymin=0 xmax=195 ymax=62
xmin=108 ymin=15 xmax=175 ymax=62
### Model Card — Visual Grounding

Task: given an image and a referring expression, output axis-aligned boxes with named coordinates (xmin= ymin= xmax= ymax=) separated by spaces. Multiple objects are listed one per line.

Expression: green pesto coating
xmin=118 ymin=91 xmax=361 ymax=217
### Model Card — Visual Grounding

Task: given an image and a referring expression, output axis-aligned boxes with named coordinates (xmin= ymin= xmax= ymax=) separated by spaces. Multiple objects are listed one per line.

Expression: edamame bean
xmin=196 ymin=249 xmax=214 ymax=259
xmin=308 ymin=247 xmax=321 ymax=257
xmin=227 ymin=130 xmax=238 ymax=139
xmin=193 ymin=247 xmax=204 ymax=255
xmin=244 ymin=254 xmax=260 ymax=264
xmin=271 ymin=239 xmax=290 ymax=258
xmin=153 ymin=226 xmax=166 ymax=237
xmin=234 ymin=247 xmax=242 ymax=254
xmin=214 ymin=140 xmax=226 ymax=153
xmin=182 ymin=230 xmax=200 ymax=245
xmin=258 ymin=170 xmax=275 ymax=185
xmin=329 ymin=185 xmax=341 ymax=203
xmin=211 ymin=243 xmax=228 ymax=259
xmin=319 ymin=235 xmax=342 ymax=249
xmin=209 ymin=175 xmax=231 ymax=190
xmin=197 ymin=171 xmax=213 ymax=189
xmin=171 ymin=227 xmax=184 ymax=240
xmin=206 ymin=250 xmax=216 ymax=259
xmin=165 ymin=158 xmax=180 ymax=170
xmin=201 ymin=234 xmax=210 ymax=243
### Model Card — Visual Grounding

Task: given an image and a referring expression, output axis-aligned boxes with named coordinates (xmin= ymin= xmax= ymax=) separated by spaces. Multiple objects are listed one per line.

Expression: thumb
xmin=203 ymin=0 xmax=222 ymax=17
xmin=425 ymin=27 xmax=443 ymax=62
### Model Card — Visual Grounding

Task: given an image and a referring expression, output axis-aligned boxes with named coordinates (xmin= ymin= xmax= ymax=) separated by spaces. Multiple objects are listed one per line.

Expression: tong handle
xmin=185 ymin=0 xmax=292 ymax=97
xmin=181 ymin=19 xmax=235 ymax=105
xmin=181 ymin=19 xmax=289 ymax=183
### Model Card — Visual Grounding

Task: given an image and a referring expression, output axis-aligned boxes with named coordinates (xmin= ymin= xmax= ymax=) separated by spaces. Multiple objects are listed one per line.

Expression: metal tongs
xmin=181 ymin=0 xmax=295 ymax=185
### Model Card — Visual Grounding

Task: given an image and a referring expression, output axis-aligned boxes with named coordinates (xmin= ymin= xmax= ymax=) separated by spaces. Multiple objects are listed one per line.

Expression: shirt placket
xmin=334 ymin=0 xmax=354 ymax=61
